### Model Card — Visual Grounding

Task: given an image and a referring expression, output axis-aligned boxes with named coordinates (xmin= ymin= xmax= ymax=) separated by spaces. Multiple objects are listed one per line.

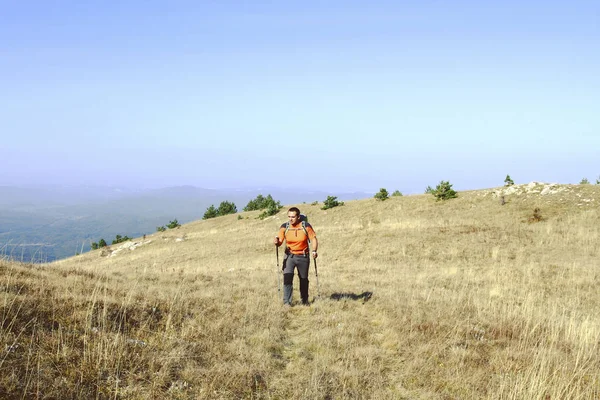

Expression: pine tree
xmin=203 ymin=205 xmax=219 ymax=220
xmin=374 ymin=188 xmax=389 ymax=201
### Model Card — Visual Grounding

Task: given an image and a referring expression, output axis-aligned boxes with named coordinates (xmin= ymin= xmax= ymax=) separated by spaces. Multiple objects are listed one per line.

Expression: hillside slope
xmin=1 ymin=183 xmax=599 ymax=399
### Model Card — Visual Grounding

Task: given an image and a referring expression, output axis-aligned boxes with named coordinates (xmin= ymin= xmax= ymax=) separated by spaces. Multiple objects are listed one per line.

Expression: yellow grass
xmin=1 ymin=184 xmax=599 ymax=399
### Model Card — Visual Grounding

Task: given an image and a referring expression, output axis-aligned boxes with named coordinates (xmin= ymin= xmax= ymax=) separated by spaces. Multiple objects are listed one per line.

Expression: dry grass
xmin=1 ymin=184 xmax=599 ymax=399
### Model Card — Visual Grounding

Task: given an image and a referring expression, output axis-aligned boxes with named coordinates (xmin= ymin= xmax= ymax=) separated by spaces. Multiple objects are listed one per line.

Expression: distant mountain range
xmin=0 ymin=184 xmax=371 ymax=262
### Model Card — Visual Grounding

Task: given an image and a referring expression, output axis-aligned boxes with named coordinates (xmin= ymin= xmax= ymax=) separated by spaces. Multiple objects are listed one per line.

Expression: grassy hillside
xmin=1 ymin=183 xmax=599 ymax=399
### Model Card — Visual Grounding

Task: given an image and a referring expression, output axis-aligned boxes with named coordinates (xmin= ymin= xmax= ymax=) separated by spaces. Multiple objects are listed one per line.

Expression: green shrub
xmin=374 ymin=188 xmax=389 ymax=201
xmin=91 ymin=242 xmax=98 ymax=250
xmin=321 ymin=195 xmax=344 ymax=210
xmin=167 ymin=219 xmax=181 ymax=229
xmin=203 ymin=205 xmax=219 ymax=220
xmin=217 ymin=201 xmax=237 ymax=216
xmin=430 ymin=180 xmax=458 ymax=201
xmin=528 ymin=207 xmax=544 ymax=223
xmin=596 ymin=176 xmax=600 ymax=185
xmin=424 ymin=186 xmax=434 ymax=194
xmin=580 ymin=178 xmax=590 ymax=184
xmin=504 ymin=174 xmax=514 ymax=186
xmin=112 ymin=234 xmax=131 ymax=245
xmin=244 ymin=194 xmax=276 ymax=211
xmin=156 ymin=226 xmax=166 ymax=232
xmin=98 ymin=239 xmax=107 ymax=248
xmin=237 ymin=215 xmax=243 ymax=220
xmin=258 ymin=202 xmax=281 ymax=220
xmin=392 ymin=190 xmax=403 ymax=197
xmin=243 ymin=194 xmax=282 ymax=219
xmin=311 ymin=201 xmax=319 ymax=206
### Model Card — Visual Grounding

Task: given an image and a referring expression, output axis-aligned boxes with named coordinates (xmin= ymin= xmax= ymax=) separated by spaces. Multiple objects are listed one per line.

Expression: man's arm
xmin=274 ymin=226 xmax=285 ymax=246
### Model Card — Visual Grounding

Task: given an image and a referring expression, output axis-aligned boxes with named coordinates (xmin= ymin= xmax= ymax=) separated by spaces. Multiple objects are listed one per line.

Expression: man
xmin=273 ymin=207 xmax=318 ymax=306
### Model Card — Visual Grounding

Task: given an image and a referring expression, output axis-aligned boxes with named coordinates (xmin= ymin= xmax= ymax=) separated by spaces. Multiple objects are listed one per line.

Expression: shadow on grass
xmin=329 ymin=291 xmax=373 ymax=303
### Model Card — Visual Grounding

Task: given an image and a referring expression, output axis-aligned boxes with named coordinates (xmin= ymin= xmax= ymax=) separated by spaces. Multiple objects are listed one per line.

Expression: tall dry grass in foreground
xmin=1 ymin=184 xmax=599 ymax=399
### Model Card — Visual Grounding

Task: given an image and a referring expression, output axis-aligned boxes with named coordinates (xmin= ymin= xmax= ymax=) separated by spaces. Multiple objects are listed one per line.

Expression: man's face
xmin=288 ymin=212 xmax=300 ymax=224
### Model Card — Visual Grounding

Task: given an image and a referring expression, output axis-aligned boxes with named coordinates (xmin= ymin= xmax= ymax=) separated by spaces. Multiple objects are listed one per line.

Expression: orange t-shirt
xmin=277 ymin=222 xmax=317 ymax=255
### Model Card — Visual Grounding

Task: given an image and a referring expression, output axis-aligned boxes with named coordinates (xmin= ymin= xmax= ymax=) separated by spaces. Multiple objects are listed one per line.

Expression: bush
xmin=596 ymin=176 xmax=600 ymax=185
xmin=156 ymin=226 xmax=166 ymax=232
xmin=392 ymin=190 xmax=403 ymax=197
xmin=244 ymin=194 xmax=277 ymax=211
xmin=167 ymin=219 xmax=181 ymax=229
xmin=203 ymin=205 xmax=219 ymax=220
xmin=112 ymin=234 xmax=131 ymax=245
xmin=580 ymin=178 xmax=590 ymax=184
xmin=91 ymin=242 xmax=98 ymax=250
xmin=424 ymin=186 xmax=434 ymax=194
xmin=258 ymin=202 xmax=281 ymax=220
xmin=217 ymin=201 xmax=237 ymax=216
xmin=98 ymin=239 xmax=107 ymax=248
xmin=243 ymin=194 xmax=282 ymax=219
xmin=504 ymin=174 xmax=514 ymax=186
xmin=321 ymin=195 xmax=344 ymax=210
xmin=430 ymin=181 xmax=458 ymax=201
xmin=528 ymin=208 xmax=544 ymax=223
xmin=374 ymin=188 xmax=389 ymax=201
xmin=112 ymin=235 xmax=131 ymax=244
xmin=311 ymin=201 xmax=319 ymax=206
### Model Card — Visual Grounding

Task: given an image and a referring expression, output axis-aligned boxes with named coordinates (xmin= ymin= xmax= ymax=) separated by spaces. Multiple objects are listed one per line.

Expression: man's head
xmin=288 ymin=207 xmax=301 ymax=224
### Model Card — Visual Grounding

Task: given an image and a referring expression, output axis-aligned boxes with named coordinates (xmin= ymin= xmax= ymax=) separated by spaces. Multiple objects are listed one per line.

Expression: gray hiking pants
xmin=283 ymin=254 xmax=310 ymax=305
xmin=283 ymin=253 xmax=310 ymax=278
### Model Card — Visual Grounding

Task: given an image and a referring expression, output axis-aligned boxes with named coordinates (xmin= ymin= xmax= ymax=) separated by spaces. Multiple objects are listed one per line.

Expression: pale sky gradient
xmin=1 ymin=1 xmax=598 ymax=193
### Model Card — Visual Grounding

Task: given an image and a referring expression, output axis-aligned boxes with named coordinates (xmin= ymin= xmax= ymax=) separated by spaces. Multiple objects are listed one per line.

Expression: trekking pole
xmin=314 ymin=256 xmax=321 ymax=299
xmin=276 ymin=246 xmax=281 ymax=293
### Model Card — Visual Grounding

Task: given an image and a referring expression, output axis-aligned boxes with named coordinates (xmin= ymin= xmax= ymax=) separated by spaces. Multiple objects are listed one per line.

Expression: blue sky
xmin=1 ymin=1 xmax=598 ymax=193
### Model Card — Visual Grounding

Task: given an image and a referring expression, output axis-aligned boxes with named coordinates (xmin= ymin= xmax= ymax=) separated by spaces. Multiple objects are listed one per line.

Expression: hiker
xmin=273 ymin=207 xmax=318 ymax=306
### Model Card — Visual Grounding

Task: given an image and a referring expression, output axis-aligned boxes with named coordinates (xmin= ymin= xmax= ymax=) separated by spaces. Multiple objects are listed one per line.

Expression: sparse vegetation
xmin=217 ymin=201 xmax=237 ymax=216
xmin=1 ymin=186 xmax=599 ymax=398
xmin=528 ymin=207 xmax=544 ymax=223
xmin=258 ymin=201 xmax=282 ymax=220
xmin=504 ymin=174 xmax=514 ymax=186
xmin=203 ymin=205 xmax=219 ymax=220
xmin=111 ymin=234 xmax=131 ymax=245
xmin=429 ymin=180 xmax=458 ymax=201
xmin=597 ymin=176 xmax=600 ymax=185
xmin=374 ymin=188 xmax=389 ymax=201
xmin=92 ymin=234 xmax=131 ymax=249
xmin=166 ymin=219 xmax=181 ymax=229
xmin=581 ymin=178 xmax=590 ymax=184
xmin=321 ymin=195 xmax=344 ymax=210
xmin=392 ymin=190 xmax=403 ymax=197
xmin=424 ymin=185 xmax=434 ymax=194
xmin=241 ymin=194 xmax=282 ymax=219
xmin=243 ymin=194 xmax=275 ymax=211
xmin=156 ymin=226 xmax=167 ymax=232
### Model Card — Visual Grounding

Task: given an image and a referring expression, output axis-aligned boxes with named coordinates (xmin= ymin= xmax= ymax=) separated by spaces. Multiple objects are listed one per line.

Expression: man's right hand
xmin=273 ymin=236 xmax=280 ymax=246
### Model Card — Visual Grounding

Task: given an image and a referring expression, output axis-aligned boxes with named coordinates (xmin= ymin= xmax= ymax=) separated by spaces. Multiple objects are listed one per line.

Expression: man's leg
xmin=282 ymin=256 xmax=296 ymax=305
xmin=296 ymin=256 xmax=310 ymax=305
